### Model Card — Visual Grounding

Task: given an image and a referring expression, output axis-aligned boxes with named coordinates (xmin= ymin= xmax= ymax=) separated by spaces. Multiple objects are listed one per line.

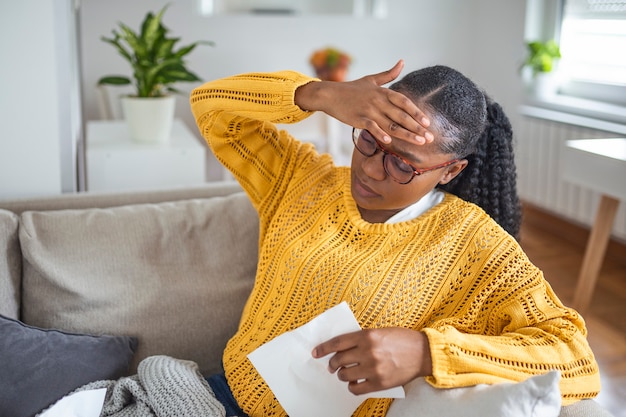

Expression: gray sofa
xmin=0 ymin=182 xmax=612 ymax=417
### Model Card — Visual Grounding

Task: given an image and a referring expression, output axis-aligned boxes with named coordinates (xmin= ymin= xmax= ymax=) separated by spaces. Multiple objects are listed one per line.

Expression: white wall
xmin=79 ymin=0 xmax=527 ymax=178
xmin=0 ymin=0 xmax=82 ymax=198
xmin=80 ymin=0 xmax=527 ymax=122
xmin=0 ymin=0 xmax=527 ymax=197
xmin=467 ymin=0 xmax=527 ymax=133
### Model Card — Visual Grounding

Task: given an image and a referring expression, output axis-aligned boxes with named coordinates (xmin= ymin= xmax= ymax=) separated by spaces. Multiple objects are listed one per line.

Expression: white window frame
xmin=524 ymin=0 xmax=626 ymax=125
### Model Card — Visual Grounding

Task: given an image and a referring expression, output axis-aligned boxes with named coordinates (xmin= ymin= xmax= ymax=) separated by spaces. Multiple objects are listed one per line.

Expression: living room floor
xmin=520 ymin=207 xmax=626 ymax=417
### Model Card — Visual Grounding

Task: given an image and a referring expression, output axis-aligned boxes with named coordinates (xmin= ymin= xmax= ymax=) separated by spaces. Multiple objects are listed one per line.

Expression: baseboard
xmin=521 ymin=201 xmax=626 ymax=266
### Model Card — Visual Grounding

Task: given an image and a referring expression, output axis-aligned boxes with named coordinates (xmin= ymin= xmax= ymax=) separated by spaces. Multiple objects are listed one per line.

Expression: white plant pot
xmin=532 ymin=72 xmax=558 ymax=100
xmin=121 ymin=96 xmax=176 ymax=143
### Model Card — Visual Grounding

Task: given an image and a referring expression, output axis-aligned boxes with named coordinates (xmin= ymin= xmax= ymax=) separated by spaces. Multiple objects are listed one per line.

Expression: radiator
xmin=516 ymin=108 xmax=626 ymax=241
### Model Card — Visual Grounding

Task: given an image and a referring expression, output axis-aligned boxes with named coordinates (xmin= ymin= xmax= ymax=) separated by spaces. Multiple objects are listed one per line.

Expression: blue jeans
xmin=205 ymin=373 xmax=249 ymax=417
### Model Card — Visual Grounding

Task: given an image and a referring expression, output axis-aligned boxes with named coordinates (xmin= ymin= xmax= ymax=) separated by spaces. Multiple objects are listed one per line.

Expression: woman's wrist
xmin=294 ymin=80 xmax=329 ymax=113
xmin=417 ymin=330 xmax=433 ymax=377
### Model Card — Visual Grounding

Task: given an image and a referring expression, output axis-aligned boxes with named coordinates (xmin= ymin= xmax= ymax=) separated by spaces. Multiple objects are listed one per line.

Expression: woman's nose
xmin=361 ymin=151 xmax=387 ymax=181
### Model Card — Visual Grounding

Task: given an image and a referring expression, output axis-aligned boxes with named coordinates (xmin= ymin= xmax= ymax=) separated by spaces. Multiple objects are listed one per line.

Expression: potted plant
xmin=521 ymin=39 xmax=561 ymax=99
xmin=98 ymin=5 xmax=213 ymax=143
xmin=309 ymin=47 xmax=352 ymax=82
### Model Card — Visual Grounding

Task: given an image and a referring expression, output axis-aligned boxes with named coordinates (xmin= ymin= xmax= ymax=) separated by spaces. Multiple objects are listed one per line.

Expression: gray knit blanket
xmin=77 ymin=355 xmax=226 ymax=417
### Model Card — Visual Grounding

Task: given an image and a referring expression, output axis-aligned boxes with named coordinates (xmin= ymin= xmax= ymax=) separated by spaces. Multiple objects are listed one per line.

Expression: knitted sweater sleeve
xmin=421 ymin=237 xmax=600 ymax=405
xmin=189 ymin=71 xmax=320 ymax=212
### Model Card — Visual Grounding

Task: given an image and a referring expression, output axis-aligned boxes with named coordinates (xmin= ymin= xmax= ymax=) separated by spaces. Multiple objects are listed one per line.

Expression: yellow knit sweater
xmin=190 ymin=71 xmax=600 ymax=417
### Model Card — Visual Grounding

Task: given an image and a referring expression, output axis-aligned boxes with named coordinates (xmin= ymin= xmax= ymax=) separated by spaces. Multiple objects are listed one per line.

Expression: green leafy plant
xmin=522 ymin=40 xmax=561 ymax=77
xmin=98 ymin=5 xmax=213 ymax=98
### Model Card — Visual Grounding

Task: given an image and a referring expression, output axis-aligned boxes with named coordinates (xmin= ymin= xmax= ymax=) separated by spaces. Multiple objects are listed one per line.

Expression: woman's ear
xmin=438 ymin=160 xmax=468 ymax=185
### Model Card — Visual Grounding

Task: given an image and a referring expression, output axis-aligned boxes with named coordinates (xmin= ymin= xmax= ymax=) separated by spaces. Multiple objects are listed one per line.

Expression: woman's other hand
xmin=311 ymin=328 xmax=433 ymax=395
xmin=295 ymin=60 xmax=434 ymax=145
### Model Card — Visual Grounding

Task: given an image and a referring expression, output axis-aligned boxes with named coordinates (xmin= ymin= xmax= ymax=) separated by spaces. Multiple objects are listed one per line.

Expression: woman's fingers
xmin=368 ymin=59 xmax=405 ymax=87
xmin=382 ymin=86 xmax=433 ymax=144
xmin=360 ymin=67 xmax=433 ymax=144
xmin=313 ymin=328 xmax=432 ymax=395
xmin=296 ymin=60 xmax=434 ymax=145
xmin=367 ymin=114 xmax=433 ymax=145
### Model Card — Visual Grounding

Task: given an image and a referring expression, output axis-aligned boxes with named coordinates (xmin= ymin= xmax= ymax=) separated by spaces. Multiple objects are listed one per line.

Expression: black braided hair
xmin=390 ymin=65 xmax=522 ymax=239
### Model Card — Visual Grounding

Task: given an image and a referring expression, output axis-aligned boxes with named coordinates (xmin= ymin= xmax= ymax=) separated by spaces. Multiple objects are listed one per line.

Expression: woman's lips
xmin=354 ymin=176 xmax=380 ymax=199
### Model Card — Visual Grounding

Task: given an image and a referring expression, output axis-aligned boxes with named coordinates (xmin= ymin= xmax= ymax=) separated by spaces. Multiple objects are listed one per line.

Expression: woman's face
xmin=350 ymin=133 xmax=466 ymax=223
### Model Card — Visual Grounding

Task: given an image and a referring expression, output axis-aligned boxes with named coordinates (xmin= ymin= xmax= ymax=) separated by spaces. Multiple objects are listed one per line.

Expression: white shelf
xmin=86 ymin=119 xmax=206 ymax=192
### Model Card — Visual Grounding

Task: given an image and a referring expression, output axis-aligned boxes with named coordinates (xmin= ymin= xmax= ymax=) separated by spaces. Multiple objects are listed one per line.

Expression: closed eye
xmin=389 ymin=156 xmax=415 ymax=173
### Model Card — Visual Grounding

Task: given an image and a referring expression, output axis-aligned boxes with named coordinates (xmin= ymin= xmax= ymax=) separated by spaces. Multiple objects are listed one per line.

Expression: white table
xmin=86 ymin=119 xmax=206 ymax=192
xmin=562 ymin=138 xmax=626 ymax=313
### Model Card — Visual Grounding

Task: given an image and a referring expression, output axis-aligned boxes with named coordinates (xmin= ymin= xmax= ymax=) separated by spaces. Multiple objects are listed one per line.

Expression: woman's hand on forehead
xmin=295 ymin=60 xmax=434 ymax=146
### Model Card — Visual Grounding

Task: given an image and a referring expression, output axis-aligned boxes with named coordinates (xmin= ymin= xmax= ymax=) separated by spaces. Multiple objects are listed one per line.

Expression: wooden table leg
xmin=572 ymin=194 xmax=620 ymax=313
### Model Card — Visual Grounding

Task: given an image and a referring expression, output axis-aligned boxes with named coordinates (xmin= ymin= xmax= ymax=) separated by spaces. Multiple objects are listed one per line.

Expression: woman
xmin=190 ymin=60 xmax=600 ymax=417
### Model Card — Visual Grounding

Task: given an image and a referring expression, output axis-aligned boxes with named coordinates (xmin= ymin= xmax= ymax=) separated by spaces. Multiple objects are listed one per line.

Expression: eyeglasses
xmin=352 ymin=128 xmax=459 ymax=184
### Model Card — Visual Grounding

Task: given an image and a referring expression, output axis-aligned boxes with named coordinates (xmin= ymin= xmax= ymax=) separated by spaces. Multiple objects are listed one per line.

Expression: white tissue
xmin=248 ymin=302 xmax=404 ymax=417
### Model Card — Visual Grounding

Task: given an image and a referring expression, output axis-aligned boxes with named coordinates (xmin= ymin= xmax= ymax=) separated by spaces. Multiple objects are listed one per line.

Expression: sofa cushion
xmin=0 ymin=314 xmax=136 ymax=417
xmin=19 ymin=192 xmax=258 ymax=376
xmin=0 ymin=209 xmax=20 ymax=318
xmin=386 ymin=371 xmax=562 ymax=417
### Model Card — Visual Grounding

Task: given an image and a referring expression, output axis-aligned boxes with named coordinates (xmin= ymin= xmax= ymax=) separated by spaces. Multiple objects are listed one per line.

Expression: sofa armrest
xmin=0 ymin=209 xmax=20 ymax=318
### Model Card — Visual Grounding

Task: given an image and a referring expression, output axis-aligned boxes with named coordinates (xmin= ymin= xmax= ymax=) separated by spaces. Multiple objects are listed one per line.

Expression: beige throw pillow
xmin=19 ymin=192 xmax=259 ymax=376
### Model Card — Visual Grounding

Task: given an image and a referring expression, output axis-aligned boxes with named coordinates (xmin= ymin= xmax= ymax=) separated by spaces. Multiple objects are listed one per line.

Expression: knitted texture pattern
xmin=74 ymin=355 xmax=225 ymax=417
xmin=190 ymin=72 xmax=600 ymax=417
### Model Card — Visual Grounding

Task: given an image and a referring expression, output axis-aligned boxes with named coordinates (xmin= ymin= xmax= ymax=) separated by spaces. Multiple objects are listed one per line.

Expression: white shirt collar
xmin=385 ymin=189 xmax=445 ymax=224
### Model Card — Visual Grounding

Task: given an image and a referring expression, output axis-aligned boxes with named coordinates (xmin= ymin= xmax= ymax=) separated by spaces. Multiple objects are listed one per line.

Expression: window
xmin=558 ymin=0 xmax=626 ymax=105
